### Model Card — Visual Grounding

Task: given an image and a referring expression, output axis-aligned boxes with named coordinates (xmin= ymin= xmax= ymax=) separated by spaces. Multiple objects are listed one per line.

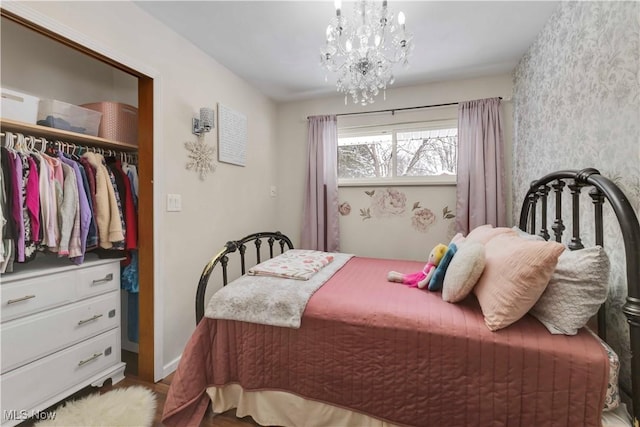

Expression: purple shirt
xmin=59 ymin=154 xmax=91 ymax=265
xmin=26 ymin=156 xmax=40 ymax=243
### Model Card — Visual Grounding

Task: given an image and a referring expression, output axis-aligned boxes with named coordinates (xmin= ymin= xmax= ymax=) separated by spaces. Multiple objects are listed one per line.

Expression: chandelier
xmin=320 ymin=0 xmax=413 ymax=106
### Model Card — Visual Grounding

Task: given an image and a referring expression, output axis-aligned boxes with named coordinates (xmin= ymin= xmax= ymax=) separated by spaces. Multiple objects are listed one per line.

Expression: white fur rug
xmin=34 ymin=386 xmax=157 ymax=427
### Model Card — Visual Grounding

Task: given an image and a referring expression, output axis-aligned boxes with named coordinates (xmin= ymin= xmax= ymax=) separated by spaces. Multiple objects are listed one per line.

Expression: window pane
xmin=338 ymin=134 xmax=392 ymax=179
xmin=396 ymin=128 xmax=457 ymax=177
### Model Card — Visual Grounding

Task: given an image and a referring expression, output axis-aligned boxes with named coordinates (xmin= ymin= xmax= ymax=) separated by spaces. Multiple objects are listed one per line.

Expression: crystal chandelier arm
xmin=320 ymin=0 xmax=413 ymax=105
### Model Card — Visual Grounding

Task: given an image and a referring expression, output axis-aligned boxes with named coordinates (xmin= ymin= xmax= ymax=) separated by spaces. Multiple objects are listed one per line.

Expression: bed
xmin=162 ymin=168 xmax=639 ymax=427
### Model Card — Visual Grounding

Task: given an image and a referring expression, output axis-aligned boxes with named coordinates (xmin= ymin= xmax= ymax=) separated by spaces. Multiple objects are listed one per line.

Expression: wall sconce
xmin=192 ymin=107 xmax=215 ymax=136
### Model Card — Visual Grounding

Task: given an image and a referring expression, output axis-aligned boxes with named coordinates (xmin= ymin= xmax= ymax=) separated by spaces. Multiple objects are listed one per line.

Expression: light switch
xmin=270 ymin=185 xmax=277 ymax=198
xmin=167 ymin=194 xmax=182 ymax=212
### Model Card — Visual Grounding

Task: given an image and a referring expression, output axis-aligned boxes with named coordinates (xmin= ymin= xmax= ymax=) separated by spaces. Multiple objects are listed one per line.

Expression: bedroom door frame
xmin=1 ymin=3 xmax=165 ymax=382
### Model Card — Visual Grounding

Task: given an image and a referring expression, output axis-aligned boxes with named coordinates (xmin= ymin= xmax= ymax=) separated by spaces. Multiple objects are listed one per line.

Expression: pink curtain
xmin=301 ymin=115 xmax=340 ymax=252
xmin=455 ymin=98 xmax=506 ymax=235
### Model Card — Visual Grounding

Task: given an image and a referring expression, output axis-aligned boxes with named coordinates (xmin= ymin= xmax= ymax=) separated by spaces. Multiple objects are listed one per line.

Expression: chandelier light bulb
xmin=320 ymin=0 xmax=413 ymax=106
xmin=398 ymin=11 xmax=405 ymax=26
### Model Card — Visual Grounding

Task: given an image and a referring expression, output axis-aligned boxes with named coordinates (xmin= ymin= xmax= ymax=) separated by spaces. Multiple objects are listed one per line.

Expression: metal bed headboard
xmin=518 ymin=168 xmax=640 ymax=422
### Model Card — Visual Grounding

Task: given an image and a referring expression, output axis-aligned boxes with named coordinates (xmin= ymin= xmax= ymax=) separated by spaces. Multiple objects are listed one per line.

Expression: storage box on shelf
xmin=81 ymin=102 xmax=138 ymax=145
xmin=1 ymin=88 xmax=39 ymax=124
xmin=37 ymin=99 xmax=102 ymax=136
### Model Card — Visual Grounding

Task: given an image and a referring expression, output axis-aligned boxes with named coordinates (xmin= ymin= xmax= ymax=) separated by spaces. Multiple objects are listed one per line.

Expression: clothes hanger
xmin=15 ymin=133 xmax=28 ymax=154
xmin=39 ymin=137 xmax=48 ymax=154
xmin=27 ymin=135 xmax=37 ymax=153
xmin=3 ymin=131 xmax=14 ymax=150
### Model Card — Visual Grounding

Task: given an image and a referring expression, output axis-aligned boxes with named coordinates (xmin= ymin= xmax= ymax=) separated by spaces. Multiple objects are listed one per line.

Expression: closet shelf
xmin=0 ymin=118 xmax=138 ymax=151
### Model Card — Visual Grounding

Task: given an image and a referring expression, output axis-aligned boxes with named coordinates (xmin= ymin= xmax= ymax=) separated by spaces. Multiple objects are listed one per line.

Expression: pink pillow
xmin=473 ymin=233 xmax=565 ymax=331
xmin=465 ymin=224 xmax=516 ymax=245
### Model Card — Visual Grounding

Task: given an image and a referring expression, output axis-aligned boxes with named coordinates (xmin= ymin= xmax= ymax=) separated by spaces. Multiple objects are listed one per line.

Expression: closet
xmin=0 ymin=8 xmax=155 ymax=423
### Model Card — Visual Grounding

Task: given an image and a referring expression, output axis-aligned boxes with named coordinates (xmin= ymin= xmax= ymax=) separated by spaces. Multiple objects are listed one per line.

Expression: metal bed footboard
xmin=195 ymin=231 xmax=293 ymax=324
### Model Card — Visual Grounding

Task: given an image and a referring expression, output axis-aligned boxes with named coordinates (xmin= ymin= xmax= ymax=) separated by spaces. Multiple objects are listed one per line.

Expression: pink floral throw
xmin=248 ymin=249 xmax=335 ymax=280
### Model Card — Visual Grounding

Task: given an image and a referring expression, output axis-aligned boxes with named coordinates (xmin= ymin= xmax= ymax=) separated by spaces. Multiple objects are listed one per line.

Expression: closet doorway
xmin=1 ymin=9 xmax=156 ymax=382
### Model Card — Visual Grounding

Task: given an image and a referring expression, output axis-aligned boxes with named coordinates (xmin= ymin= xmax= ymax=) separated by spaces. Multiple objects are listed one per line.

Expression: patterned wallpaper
xmin=512 ymin=1 xmax=639 ymax=396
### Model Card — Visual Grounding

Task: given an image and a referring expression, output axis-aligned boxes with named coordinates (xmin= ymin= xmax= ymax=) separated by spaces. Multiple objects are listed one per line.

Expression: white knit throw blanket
xmin=205 ymin=252 xmax=353 ymax=328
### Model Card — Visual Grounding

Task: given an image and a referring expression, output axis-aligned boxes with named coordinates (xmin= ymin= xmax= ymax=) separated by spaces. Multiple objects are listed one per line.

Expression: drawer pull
xmin=78 ymin=352 xmax=102 ymax=367
xmin=78 ymin=314 xmax=103 ymax=326
xmin=6 ymin=295 xmax=36 ymax=305
xmin=92 ymin=273 xmax=114 ymax=285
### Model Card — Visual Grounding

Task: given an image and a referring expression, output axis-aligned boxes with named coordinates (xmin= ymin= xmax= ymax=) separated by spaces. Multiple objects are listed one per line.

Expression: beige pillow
xmin=530 ymin=246 xmax=610 ymax=335
xmin=466 ymin=224 xmax=516 ymax=245
xmin=442 ymin=242 xmax=485 ymax=303
xmin=473 ymin=233 xmax=565 ymax=331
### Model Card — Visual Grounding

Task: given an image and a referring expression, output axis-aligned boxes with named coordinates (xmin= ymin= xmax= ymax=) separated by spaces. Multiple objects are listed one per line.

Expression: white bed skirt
xmin=207 ymin=385 xmax=632 ymax=427
xmin=207 ymin=384 xmax=400 ymax=427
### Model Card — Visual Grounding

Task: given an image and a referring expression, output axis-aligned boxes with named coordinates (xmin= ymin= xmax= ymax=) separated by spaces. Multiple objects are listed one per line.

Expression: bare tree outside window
xmin=338 ymin=126 xmax=457 ymax=180
xmin=338 ymin=134 xmax=392 ymax=179
xmin=396 ymin=128 xmax=457 ymax=177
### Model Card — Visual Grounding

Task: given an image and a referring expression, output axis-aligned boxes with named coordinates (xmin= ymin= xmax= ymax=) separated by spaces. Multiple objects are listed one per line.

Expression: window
xmin=337 ymin=120 xmax=457 ymax=185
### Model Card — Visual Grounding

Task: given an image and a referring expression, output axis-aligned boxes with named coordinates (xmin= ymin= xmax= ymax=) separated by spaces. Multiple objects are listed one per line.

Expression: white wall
xmin=4 ymin=1 xmax=281 ymax=375
xmin=1 ymin=18 xmax=138 ymax=107
xmin=275 ymin=75 xmax=514 ymax=260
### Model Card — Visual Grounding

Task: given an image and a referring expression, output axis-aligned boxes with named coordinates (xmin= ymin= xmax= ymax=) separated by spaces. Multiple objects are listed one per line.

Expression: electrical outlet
xmin=167 ymin=194 xmax=182 ymax=212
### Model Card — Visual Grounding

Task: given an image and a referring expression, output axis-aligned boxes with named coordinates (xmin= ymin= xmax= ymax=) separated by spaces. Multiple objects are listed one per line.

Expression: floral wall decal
xmin=370 ymin=188 xmax=407 ymax=218
xmin=411 ymin=208 xmax=436 ymax=233
xmin=360 ymin=208 xmax=372 ymax=221
xmin=338 ymin=185 xmax=457 ymax=260
xmin=338 ymin=202 xmax=351 ymax=216
xmin=442 ymin=206 xmax=455 ymax=220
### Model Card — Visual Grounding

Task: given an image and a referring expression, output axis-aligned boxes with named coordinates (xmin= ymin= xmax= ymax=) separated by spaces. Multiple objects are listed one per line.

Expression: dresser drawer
xmin=76 ymin=261 xmax=120 ymax=299
xmin=0 ymin=328 xmax=120 ymax=422
xmin=1 ymin=272 xmax=76 ymax=322
xmin=1 ymin=291 xmax=120 ymax=374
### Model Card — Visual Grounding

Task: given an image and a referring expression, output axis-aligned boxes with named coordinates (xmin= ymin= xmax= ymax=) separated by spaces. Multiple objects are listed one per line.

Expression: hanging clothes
xmin=1 ymin=133 xmax=138 ymax=267
xmin=120 ymin=161 xmax=139 ymax=343
xmin=59 ymin=153 xmax=91 ymax=264
xmin=1 ymin=147 xmax=16 ymax=273
xmin=82 ymin=152 xmax=124 ymax=249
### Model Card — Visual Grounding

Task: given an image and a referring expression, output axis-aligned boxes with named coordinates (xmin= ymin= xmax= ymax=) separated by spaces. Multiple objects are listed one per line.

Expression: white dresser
xmin=0 ymin=257 xmax=126 ymax=426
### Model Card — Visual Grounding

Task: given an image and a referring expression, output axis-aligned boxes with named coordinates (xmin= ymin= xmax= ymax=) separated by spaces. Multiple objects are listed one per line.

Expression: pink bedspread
xmin=162 ymin=257 xmax=608 ymax=427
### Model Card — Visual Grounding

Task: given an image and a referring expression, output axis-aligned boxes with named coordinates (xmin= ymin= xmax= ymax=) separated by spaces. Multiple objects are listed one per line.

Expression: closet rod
xmin=307 ymin=97 xmax=503 ymax=119
xmin=0 ymin=131 xmax=138 ymax=158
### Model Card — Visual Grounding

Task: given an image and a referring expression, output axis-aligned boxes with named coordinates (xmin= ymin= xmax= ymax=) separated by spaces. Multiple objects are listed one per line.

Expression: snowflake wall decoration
xmin=185 ymin=140 xmax=216 ymax=180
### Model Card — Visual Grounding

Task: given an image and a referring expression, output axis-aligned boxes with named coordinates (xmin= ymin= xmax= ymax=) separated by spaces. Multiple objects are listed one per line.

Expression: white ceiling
xmin=134 ymin=1 xmax=560 ymax=103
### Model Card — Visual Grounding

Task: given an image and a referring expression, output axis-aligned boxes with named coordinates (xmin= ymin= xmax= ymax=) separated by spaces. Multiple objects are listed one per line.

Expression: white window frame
xmin=337 ymin=119 xmax=458 ymax=187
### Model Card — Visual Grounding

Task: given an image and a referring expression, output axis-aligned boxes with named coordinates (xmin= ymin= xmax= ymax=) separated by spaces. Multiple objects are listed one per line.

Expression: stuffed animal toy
xmin=428 ymin=242 xmax=458 ymax=291
xmin=387 ymin=243 xmax=448 ymax=289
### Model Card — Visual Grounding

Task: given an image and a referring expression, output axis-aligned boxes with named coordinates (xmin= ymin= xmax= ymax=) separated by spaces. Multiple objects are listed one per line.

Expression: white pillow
xmin=442 ymin=242 xmax=485 ymax=303
xmin=529 ymin=246 xmax=610 ymax=335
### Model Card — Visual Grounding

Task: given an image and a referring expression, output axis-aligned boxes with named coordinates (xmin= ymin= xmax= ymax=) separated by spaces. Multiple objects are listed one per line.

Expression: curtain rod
xmin=307 ymin=97 xmax=503 ymax=119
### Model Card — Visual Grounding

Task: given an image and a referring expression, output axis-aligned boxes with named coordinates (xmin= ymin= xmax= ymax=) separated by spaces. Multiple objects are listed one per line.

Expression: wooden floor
xmin=18 ymin=351 xmax=262 ymax=427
